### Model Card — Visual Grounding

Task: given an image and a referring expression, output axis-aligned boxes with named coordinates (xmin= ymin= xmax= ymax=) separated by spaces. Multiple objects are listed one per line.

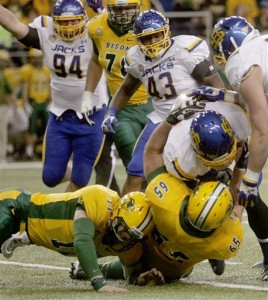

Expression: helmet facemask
xmin=190 ymin=110 xmax=237 ymax=170
xmin=53 ymin=14 xmax=87 ymax=42
xmin=135 ymin=24 xmax=171 ymax=59
xmin=104 ymin=191 xmax=154 ymax=252
xmin=107 ymin=1 xmax=141 ymax=32
xmin=196 ymin=138 xmax=237 ymax=170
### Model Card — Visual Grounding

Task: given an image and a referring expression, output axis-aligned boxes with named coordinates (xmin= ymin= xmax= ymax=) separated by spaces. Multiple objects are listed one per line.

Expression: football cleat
xmin=262 ymin=264 xmax=268 ymax=281
xmin=1 ymin=231 xmax=30 ymax=259
xmin=208 ymin=259 xmax=225 ymax=276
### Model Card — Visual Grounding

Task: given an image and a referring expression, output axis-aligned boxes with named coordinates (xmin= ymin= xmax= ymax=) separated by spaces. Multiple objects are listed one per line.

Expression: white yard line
xmin=181 ymin=279 xmax=268 ymax=291
xmin=0 ymin=260 xmax=267 ymax=292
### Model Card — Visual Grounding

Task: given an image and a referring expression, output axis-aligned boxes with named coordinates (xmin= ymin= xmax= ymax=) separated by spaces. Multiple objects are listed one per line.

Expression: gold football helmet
xmin=107 ymin=0 xmax=142 ymax=31
xmin=186 ymin=181 xmax=234 ymax=232
xmin=52 ymin=0 xmax=87 ymax=42
xmin=0 ymin=49 xmax=11 ymax=69
xmin=28 ymin=49 xmax=43 ymax=58
xmin=110 ymin=191 xmax=154 ymax=242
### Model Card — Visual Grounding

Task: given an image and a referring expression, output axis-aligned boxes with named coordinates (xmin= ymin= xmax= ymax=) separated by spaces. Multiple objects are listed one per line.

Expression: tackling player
xmin=142 ymin=98 xmax=244 ymax=278
xmin=0 ymin=186 xmax=154 ymax=292
xmin=189 ymin=16 xmax=268 ymax=281
xmin=0 ymin=0 xmax=108 ymax=192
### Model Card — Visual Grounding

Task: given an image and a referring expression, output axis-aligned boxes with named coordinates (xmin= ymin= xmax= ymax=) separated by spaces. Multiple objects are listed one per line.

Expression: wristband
xmin=91 ymin=277 xmax=107 ymax=291
xmin=107 ymin=107 xmax=118 ymax=115
xmin=244 ymin=168 xmax=261 ymax=183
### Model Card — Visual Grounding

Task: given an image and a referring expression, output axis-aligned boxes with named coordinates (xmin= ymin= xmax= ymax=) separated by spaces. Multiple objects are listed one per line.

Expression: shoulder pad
xmin=173 ymin=35 xmax=204 ymax=52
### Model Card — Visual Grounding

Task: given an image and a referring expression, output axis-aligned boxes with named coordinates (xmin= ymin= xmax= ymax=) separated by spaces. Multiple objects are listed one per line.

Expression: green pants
xmin=113 ymin=100 xmax=153 ymax=168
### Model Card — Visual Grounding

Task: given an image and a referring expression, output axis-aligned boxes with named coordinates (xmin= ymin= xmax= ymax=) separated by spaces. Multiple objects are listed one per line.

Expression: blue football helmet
xmin=52 ymin=0 xmax=87 ymax=42
xmin=133 ymin=9 xmax=171 ymax=59
xmin=210 ymin=16 xmax=254 ymax=64
xmin=107 ymin=0 xmax=141 ymax=32
xmin=190 ymin=110 xmax=237 ymax=170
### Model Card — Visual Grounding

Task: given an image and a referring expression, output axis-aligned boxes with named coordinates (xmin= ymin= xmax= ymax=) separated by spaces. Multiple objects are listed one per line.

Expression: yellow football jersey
xmin=4 ymin=67 xmax=21 ymax=97
xmin=28 ymin=185 xmax=120 ymax=256
xmin=145 ymin=171 xmax=244 ymax=264
xmin=87 ymin=12 xmax=148 ymax=105
xmin=85 ymin=0 xmax=151 ymax=19
xmin=20 ymin=63 xmax=50 ymax=103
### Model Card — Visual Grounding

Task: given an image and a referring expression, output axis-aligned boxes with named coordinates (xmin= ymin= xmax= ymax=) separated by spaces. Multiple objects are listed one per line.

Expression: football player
xmin=142 ymin=99 xmax=244 ymax=278
xmin=83 ymin=0 xmax=154 ymax=195
xmin=0 ymin=0 xmax=108 ymax=192
xmin=21 ymin=49 xmax=50 ymax=160
xmin=101 ymin=9 xmax=225 ymax=194
xmin=0 ymin=185 xmax=154 ymax=292
xmin=189 ymin=16 xmax=268 ymax=281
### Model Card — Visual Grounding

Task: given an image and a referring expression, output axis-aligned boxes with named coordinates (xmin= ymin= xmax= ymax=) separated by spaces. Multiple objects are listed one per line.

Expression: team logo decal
xmin=210 ymin=27 xmax=225 ymax=50
xmin=95 ymin=28 xmax=103 ymax=36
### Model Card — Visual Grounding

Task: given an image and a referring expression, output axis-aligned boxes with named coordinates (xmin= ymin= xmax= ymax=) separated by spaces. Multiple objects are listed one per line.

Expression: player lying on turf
xmin=0 ymin=185 xmax=157 ymax=292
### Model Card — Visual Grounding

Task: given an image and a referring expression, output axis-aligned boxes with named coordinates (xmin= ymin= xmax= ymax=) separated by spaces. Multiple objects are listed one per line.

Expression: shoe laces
xmin=261 ymin=265 xmax=268 ymax=281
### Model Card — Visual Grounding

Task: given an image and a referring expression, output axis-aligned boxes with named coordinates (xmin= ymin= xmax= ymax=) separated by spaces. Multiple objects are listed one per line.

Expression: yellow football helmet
xmin=28 ymin=49 xmax=43 ymax=58
xmin=133 ymin=9 xmax=171 ymax=59
xmin=107 ymin=0 xmax=142 ymax=31
xmin=186 ymin=181 xmax=234 ymax=232
xmin=110 ymin=191 xmax=154 ymax=243
xmin=52 ymin=0 xmax=87 ymax=42
xmin=0 ymin=49 xmax=11 ymax=69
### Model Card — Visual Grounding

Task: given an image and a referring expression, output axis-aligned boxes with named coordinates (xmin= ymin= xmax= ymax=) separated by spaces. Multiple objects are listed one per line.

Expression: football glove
xmin=188 ymin=86 xmax=225 ymax=102
xmin=166 ymin=96 xmax=206 ymax=125
xmin=238 ymin=176 xmax=259 ymax=207
xmin=81 ymin=91 xmax=96 ymax=125
xmin=101 ymin=107 xmax=119 ymax=134
xmin=84 ymin=0 xmax=104 ymax=13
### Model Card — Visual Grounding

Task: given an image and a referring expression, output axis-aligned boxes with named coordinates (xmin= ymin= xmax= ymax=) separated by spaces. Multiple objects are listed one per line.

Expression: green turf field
xmin=0 ymin=161 xmax=267 ymax=299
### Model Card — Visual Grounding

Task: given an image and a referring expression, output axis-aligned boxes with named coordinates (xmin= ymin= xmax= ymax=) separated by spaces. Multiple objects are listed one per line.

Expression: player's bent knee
xmin=71 ymin=166 xmax=92 ymax=188
xmin=42 ymin=168 xmax=65 ymax=187
xmin=127 ymin=160 xmax=144 ymax=178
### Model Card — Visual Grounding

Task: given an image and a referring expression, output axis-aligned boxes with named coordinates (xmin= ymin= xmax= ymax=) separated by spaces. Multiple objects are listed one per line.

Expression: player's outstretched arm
xmin=0 ymin=5 xmax=29 ymax=40
xmin=73 ymin=208 xmax=127 ymax=292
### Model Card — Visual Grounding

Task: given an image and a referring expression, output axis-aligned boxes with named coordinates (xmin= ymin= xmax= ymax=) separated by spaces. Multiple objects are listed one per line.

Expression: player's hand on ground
xmin=98 ymin=284 xmax=128 ymax=292
xmin=137 ymin=268 xmax=165 ymax=286
xmin=101 ymin=108 xmax=118 ymax=134
xmin=188 ymin=86 xmax=225 ymax=102
xmin=166 ymin=94 xmax=206 ymax=125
